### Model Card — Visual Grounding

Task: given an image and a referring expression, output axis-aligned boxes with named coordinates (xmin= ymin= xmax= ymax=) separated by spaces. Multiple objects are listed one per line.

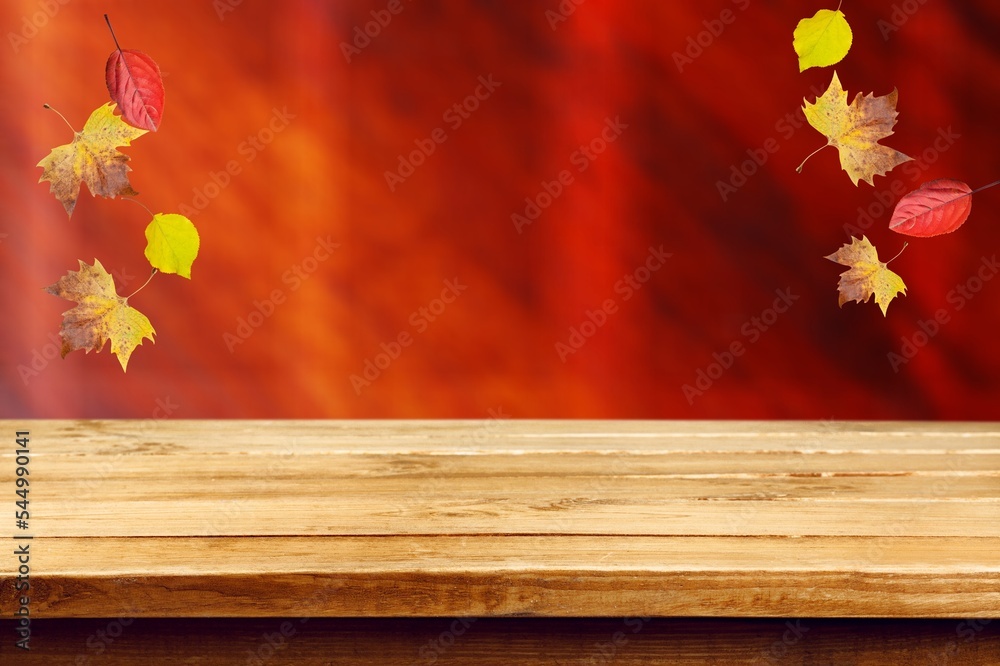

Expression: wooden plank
xmin=0 ymin=420 xmax=998 ymax=617
xmin=2 ymin=617 xmax=998 ymax=665
xmin=25 ymin=452 xmax=1000 ymax=477
xmin=19 ymin=499 xmax=1000 ymax=537
xmin=12 ymin=419 xmax=1000 ymax=452
xmin=8 ymin=536 xmax=1000 ymax=618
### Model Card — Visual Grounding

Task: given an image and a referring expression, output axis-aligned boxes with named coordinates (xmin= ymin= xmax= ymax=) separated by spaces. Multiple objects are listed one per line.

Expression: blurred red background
xmin=2 ymin=0 xmax=999 ymax=419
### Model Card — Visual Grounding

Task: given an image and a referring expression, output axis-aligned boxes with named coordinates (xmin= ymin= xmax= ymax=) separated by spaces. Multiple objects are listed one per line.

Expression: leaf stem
xmin=121 ymin=197 xmax=154 ymax=218
xmin=42 ymin=104 xmax=75 ymax=133
xmin=126 ymin=269 xmax=157 ymax=300
xmin=795 ymin=144 xmax=828 ymax=174
xmin=886 ymin=242 xmax=908 ymax=265
xmin=906 ymin=178 xmax=1000 ymax=219
xmin=970 ymin=179 xmax=1000 ymax=196
xmin=104 ymin=14 xmax=123 ymax=53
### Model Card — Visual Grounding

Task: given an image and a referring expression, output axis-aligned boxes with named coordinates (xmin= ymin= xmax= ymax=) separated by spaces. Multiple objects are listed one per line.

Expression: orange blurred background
xmin=2 ymin=0 xmax=999 ymax=419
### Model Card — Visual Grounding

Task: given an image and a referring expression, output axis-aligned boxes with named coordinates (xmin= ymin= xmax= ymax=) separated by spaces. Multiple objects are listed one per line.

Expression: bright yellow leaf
xmin=45 ymin=259 xmax=156 ymax=371
xmin=37 ymin=102 xmax=148 ymax=217
xmin=793 ymin=8 xmax=853 ymax=72
xmin=144 ymin=213 xmax=200 ymax=279
xmin=825 ymin=236 xmax=907 ymax=316
xmin=798 ymin=72 xmax=912 ymax=186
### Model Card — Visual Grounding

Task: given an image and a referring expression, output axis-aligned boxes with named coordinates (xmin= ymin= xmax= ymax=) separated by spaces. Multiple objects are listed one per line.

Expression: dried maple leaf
xmin=37 ymin=102 xmax=148 ymax=217
xmin=46 ymin=259 xmax=155 ymax=371
xmin=798 ymin=71 xmax=912 ymax=186
xmin=825 ymin=236 xmax=907 ymax=316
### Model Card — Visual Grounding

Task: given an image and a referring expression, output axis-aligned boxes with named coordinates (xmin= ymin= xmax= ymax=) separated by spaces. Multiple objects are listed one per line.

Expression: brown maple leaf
xmin=37 ymin=102 xmax=148 ymax=217
xmin=46 ymin=259 xmax=155 ymax=371
xmin=798 ymin=72 xmax=912 ymax=186
xmin=825 ymin=236 xmax=907 ymax=316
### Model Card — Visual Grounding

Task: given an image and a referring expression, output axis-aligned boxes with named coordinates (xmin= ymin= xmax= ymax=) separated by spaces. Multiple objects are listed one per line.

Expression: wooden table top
xmin=1 ymin=420 xmax=998 ymax=618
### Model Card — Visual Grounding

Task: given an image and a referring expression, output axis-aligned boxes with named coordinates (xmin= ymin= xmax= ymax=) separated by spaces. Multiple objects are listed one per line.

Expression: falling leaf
xmin=825 ymin=236 xmax=907 ymax=316
xmin=104 ymin=16 xmax=164 ymax=132
xmin=37 ymin=102 xmax=148 ymax=217
xmin=798 ymin=71 xmax=912 ymax=186
xmin=889 ymin=179 xmax=973 ymax=237
xmin=144 ymin=213 xmax=200 ymax=278
xmin=793 ymin=7 xmax=853 ymax=72
xmin=106 ymin=49 xmax=164 ymax=132
xmin=45 ymin=259 xmax=155 ymax=371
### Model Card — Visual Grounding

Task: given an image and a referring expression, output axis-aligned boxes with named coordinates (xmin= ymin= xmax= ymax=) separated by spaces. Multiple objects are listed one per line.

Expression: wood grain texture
xmin=1 ymin=618 xmax=998 ymax=665
xmin=0 ymin=420 xmax=998 ymax=618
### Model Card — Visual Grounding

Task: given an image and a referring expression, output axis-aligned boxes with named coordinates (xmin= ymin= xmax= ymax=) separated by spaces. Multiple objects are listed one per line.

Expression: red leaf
xmin=888 ymin=179 xmax=972 ymax=237
xmin=106 ymin=48 xmax=164 ymax=132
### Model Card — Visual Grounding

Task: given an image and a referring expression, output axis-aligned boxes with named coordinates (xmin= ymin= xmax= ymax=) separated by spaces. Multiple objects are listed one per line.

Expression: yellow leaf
xmin=799 ymin=71 xmax=912 ymax=186
xmin=37 ymin=102 xmax=148 ymax=217
xmin=825 ymin=236 xmax=907 ymax=316
xmin=144 ymin=213 xmax=200 ymax=279
xmin=45 ymin=259 xmax=156 ymax=371
xmin=793 ymin=8 xmax=853 ymax=72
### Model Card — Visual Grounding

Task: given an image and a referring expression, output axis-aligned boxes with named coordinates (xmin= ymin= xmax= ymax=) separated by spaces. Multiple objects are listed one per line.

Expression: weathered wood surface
xmin=1 ymin=420 xmax=998 ymax=618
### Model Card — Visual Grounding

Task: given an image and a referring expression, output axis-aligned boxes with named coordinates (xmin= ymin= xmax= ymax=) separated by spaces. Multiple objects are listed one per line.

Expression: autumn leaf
xmin=889 ymin=179 xmax=974 ymax=237
xmin=45 ymin=259 xmax=155 ymax=371
xmin=104 ymin=15 xmax=164 ymax=132
xmin=825 ymin=236 xmax=907 ymax=316
xmin=798 ymin=71 xmax=912 ymax=186
xmin=793 ymin=6 xmax=852 ymax=71
xmin=37 ymin=102 xmax=148 ymax=217
xmin=144 ymin=213 xmax=200 ymax=278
